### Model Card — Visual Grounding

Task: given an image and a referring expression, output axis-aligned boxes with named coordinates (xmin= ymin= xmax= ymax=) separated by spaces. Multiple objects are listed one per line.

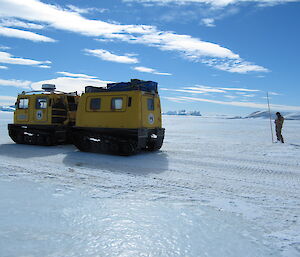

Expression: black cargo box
xmin=85 ymin=79 xmax=158 ymax=93
xmin=107 ymin=79 xmax=158 ymax=93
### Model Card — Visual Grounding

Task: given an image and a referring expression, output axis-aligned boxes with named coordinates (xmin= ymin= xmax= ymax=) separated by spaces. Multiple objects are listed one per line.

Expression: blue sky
xmin=0 ymin=0 xmax=299 ymax=115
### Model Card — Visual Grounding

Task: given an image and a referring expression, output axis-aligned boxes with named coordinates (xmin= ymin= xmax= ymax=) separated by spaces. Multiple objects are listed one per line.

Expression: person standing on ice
xmin=275 ymin=112 xmax=284 ymax=143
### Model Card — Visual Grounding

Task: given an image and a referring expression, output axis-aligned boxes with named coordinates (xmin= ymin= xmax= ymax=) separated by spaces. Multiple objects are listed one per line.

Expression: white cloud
xmin=215 ymin=61 xmax=269 ymax=73
xmin=166 ymin=88 xmax=215 ymax=94
xmin=39 ymin=65 xmax=51 ymax=69
xmin=218 ymin=87 xmax=260 ymax=92
xmin=0 ymin=0 xmax=155 ymax=38
xmin=0 ymin=95 xmax=16 ymax=105
xmin=0 ymin=45 xmax=10 ymax=50
xmin=268 ymin=91 xmax=280 ymax=96
xmin=84 ymin=49 xmax=139 ymax=64
xmin=135 ymin=32 xmax=239 ymax=59
xmin=203 ymin=59 xmax=269 ymax=73
xmin=31 ymin=76 xmax=113 ymax=93
xmin=166 ymin=96 xmax=300 ymax=111
xmin=0 ymin=51 xmax=51 ymax=68
xmin=0 ymin=0 xmax=267 ymax=73
xmin=134 ymin=66 xmax=172 ymax=75
xmin=162 ymin=85 xmax=261 ymax=95
xmin=95 ymin=38 xmax=115 ymax=43
xmin=223 ymin=94 xmax=238 ymax=99
xmin=183 ymin=85 xmax=226 ymax=93
xmin=0 ymin=18 xmax=44 ymax=29
xmin=66 ymin=5 xmax=107 ymax=14
xmin=202 ymin=18 xmax=215 ymax=27
xmin=123 ymin=0 xmax=300 ymax=8
xmin=162 ymin=96 xmax=191 ymax=103
xmin=186 ymin=85 xmax=260 ymax=93
xmin=135 ymin=33 xmax=265 ymax=73
xmin=56 ymin=71 xmax=98 ymax=79
xmin=0 ymin=78 xmax=31 ymax=88
xmin=0 ymin=65 xmax=8 ymax=69
xmin=0 ymin=26 xmax=55 ymax=42
xmin=161 ymin=86 xmax=226 ymax=96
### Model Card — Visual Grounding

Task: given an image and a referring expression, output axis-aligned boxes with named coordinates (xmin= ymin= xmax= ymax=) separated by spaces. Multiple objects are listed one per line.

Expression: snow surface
xmin=0 ymin=112 xmax=300 ymax=257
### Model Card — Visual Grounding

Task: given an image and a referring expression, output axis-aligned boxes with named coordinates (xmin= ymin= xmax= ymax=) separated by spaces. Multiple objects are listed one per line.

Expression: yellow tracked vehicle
xmin=8 ymin=84 xmax=79 ymax=145
xmin=73 ymin=79 xmax=165 ymax=155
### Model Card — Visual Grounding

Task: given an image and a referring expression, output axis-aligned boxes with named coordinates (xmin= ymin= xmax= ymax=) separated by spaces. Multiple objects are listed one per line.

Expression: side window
xmin=128 ymin=97 xmax=132 ymax=107
xmin=90 ymin=98 xmax=101 ymax=110
xmin=147 ymin=98 xmax=154 ymax=111
xmin=111 ymin=98 xmax=123 ymax=110
xmin=18 ymin=98 xmax=29 ymax=109
xmin=36 ymin=98 xmax=47 ymax=109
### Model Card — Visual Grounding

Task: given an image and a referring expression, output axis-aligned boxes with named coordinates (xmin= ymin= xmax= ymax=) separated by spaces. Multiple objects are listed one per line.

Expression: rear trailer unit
xmin=73 ymin=79 xmax=165 ymax=155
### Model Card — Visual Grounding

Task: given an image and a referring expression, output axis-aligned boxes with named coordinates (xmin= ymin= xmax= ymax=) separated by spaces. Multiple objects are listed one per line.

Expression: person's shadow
xmin=63 ymin=149 xmax=169 ymax=175
xmin=290 ymin=143 xmax=300 ymax=149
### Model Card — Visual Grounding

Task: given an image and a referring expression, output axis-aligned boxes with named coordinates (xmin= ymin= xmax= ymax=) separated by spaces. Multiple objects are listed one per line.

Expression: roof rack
xmin=20 ymin=90 xmax=78 ymax=96
xmin=85 ymin=79 xmax=158 ymax=93
xmin=20 ymin=84 xmax=77 ymax=96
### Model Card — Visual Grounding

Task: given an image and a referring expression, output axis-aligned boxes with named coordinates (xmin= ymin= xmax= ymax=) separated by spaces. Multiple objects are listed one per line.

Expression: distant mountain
xmin=245 ymin=111 xmax=300 ymax=120
xmin=245 ymin=111 xmax=278 ymax=119
xmin=284 ymin=112 xmax=300 ymax=120
xmin=163 ymin=110 xmax=202 ymax=116
xmin=0 ymin=105 xmax=15 ymax=112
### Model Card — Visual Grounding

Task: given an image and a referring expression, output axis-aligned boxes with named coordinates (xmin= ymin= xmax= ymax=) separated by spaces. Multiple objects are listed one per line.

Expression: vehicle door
xmin=33 ymin=96 xmax=48 ymax=123
xmin=15 ymin=97 xmax=29 ymax=122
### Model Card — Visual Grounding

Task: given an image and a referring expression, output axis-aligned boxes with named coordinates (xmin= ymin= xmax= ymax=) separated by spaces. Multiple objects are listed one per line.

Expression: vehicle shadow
xmin=63 ymin=149 xmax=169 ymax=175
xmin=0 ymin=142 xmax=169 ymax=175
xmin=0 ymin=143 xmax=74 ymax=158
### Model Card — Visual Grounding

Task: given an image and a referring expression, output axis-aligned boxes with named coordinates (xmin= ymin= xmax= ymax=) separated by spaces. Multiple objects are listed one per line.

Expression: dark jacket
xmin=275 ymin=115 xmax=284 ymax=129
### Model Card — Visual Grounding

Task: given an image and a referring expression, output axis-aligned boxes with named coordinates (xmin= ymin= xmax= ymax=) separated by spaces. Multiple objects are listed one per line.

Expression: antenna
xmin=266 ymin=92 xmax=274 ymax=143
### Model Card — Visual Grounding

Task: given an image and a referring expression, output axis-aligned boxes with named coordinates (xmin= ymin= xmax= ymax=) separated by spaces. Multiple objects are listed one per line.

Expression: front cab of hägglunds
xmin=73 ymin=79 xmax=165 ymax=155
xmin=8 ymin=84 xmax=79 ymax=145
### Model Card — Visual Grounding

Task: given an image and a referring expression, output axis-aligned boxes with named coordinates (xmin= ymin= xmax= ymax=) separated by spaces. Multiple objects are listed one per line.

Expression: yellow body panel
xmin=76 ymin=91 xmax=162 ymax=129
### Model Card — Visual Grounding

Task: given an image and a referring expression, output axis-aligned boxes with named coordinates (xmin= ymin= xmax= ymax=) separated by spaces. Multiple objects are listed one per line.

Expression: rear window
xmin=90 ymin=98 xmax=101 ymax=110
xmin=36 ymin=98 xmax=47 ymax=109
xmin=18 ymin=98 xmax=29 ymax=109
xmin=147 ymin=98 xmax=154 ymax=111
xmin=111 ymin=98 xmax=123 ymax=110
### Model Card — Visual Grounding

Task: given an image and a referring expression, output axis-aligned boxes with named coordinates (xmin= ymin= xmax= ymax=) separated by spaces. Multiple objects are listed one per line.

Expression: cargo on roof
xmin=85 ymin=79 xmax=158 ymax=94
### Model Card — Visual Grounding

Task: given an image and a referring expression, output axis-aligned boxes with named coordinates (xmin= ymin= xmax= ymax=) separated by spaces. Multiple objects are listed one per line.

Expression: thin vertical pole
xmin=267 ymin=92 xmax=274 ymax=143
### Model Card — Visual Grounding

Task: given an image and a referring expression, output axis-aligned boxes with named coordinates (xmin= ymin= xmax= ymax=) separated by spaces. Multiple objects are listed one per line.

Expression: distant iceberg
xmin=163 ymin=110 xmax=202 ymax=116
xmin=0 ymin=105 xmax=15 ymax=112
